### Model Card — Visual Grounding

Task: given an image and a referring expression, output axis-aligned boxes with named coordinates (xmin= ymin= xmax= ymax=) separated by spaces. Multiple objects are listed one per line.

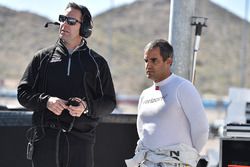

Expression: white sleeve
xmin=177 ymin=82 xmax=209 ymax=152
xmin=136 ymin=91 xmax=144 ymax=139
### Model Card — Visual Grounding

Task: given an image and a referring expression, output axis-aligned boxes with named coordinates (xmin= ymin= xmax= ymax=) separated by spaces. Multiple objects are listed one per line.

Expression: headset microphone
xmin=44 ymin=22 xmax=60 ymax=28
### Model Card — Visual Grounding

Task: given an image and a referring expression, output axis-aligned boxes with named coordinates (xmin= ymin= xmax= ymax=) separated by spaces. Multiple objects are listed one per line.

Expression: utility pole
xmin=168 ymin=0 xmax=196 ymax=80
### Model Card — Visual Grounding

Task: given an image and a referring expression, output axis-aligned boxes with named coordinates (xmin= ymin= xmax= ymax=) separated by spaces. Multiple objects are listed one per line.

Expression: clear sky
xmin=211 ymin=0 xmax=250 ymax=21
xmin=0 ymin=0 xmax=249 ymax=21
xmin=0 ymin=0 xmax=136 ymax=20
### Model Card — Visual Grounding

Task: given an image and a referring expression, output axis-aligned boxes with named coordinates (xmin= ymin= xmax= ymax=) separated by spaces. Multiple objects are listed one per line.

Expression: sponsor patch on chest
xmin=142 ymin=94 xmax=168 ymax=104
xmin=50 ymin=54 xmax=62 ymax=63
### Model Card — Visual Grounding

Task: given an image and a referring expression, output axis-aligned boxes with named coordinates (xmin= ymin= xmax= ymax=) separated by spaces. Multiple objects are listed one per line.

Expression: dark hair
xmin=66 ymin=2 xmax=91 ymax=22
xmin=66 ymin=2 xmax=93 ymax=38
xmin=144 ymin=39 xmax=173 ymax=61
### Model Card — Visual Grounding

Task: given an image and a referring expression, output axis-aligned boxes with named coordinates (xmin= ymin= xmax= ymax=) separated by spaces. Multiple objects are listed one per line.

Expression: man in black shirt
xmin=17 ymin=2 xmax=116 ymax=167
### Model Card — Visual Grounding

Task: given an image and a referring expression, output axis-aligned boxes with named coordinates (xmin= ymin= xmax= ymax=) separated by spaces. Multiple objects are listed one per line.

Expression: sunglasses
xmin=58 ymin=15 xmax=82 ymax=25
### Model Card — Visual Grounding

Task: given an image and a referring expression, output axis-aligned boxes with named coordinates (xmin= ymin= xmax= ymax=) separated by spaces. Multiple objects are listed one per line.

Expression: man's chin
xmin=59 ymin=36 xmax=69 ymax=43
xmin=146 ymin=75 xmax=152 ymax=80
xmin=59 ymin=35 xmax=64 ymax=40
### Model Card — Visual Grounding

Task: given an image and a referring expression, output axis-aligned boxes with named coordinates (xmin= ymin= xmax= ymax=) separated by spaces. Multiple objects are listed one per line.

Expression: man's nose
xmin=145 ymin=62 xmax=151 ymax=69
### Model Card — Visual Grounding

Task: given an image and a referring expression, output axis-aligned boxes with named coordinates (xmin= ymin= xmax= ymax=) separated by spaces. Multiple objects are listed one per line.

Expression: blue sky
xmin=0 ymin=0 xmax=136 ymax=20
xmin=0 ymin=0 xmax=249 ymax=21
xmin=211 ymin=0 xmax=250 ymax=21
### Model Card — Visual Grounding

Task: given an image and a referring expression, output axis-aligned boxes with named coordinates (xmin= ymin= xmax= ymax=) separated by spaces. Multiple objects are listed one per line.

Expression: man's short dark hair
xmin=65 ymin=2 xmax=93 ymax=38
xmin=66 ymin=2 xmax=91 ymax=22
xmin=144 ymin=39 xmax=174 ymax=61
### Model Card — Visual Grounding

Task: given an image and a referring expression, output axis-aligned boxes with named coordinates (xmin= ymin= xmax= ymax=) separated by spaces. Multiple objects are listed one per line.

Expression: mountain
xmin=0 ymin=0 xmax=249 ymax=97
xmin=0 ymin=6 xmax=58 ymax=77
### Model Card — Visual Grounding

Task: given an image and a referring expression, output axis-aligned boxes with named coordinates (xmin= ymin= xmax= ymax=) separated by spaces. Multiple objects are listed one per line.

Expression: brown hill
xmin=0 ymin=0 xmax=249 ymax=97
xmin=0 ymin=6 xmax=58 ymax=77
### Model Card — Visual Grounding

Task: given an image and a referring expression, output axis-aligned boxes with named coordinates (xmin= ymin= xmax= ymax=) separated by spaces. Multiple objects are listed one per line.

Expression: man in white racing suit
xmin=126 ymin=39 xmax=209 ymax=167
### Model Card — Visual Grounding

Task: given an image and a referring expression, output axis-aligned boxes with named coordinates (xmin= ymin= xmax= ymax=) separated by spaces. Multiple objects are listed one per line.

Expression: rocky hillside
xmin=0 ymin=0 xmax=249 ymax=97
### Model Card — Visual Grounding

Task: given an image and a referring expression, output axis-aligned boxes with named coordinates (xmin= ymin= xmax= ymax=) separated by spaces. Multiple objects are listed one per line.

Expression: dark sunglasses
xmin=58 ymin=15 xmax=82 ymax=25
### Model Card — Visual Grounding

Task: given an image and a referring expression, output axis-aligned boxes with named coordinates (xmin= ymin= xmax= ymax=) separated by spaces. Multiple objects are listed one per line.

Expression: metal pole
xmin=240 ymin=0 xmax=249 ymax=87
xmin=191 ymin=17 xmax=207 ymax=84
xmin=168 ymin=0 xmax=196 ymax=80
xmin=108 ymin=0 xmax=114 ymax=68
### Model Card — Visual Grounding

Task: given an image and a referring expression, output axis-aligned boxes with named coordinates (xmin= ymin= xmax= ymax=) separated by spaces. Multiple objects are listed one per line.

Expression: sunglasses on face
xmin=58 ymin=15 xmax=82 ymax=25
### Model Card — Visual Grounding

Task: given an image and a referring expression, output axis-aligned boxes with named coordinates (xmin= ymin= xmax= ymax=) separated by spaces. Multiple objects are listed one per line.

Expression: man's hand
xmin=67 ymin=97 xmax=88 ymax=117
xmin=47 ymin=97 xmax=68 ymax=115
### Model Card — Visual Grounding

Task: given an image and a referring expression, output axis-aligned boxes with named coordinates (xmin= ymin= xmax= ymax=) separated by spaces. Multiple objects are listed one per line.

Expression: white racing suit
xmin=125 ymin=141 xmax=200 ymax=167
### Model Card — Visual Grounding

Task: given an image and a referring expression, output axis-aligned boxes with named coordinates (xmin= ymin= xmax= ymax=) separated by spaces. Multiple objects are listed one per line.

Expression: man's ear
xmin=166 ymin=57 xmax=173 ymax=65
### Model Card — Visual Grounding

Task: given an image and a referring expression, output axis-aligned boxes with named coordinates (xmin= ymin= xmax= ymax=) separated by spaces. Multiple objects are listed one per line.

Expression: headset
xmin=79 ymin=5 xmax=93 ymax=38
xmin=45 ymin=3 xmax=93 ymax=38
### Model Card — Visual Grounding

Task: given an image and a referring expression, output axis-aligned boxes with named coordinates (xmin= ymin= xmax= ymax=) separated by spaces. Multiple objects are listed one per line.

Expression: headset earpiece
xmin=79 ymin=5 xmax=93 ymax=38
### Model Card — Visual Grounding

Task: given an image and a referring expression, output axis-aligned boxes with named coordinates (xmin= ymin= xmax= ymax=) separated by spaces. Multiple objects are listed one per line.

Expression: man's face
xmin=59 ymin=7 xmax=82 ymax=44
xmin=144 ymin=47 xmax=172 ymax=83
